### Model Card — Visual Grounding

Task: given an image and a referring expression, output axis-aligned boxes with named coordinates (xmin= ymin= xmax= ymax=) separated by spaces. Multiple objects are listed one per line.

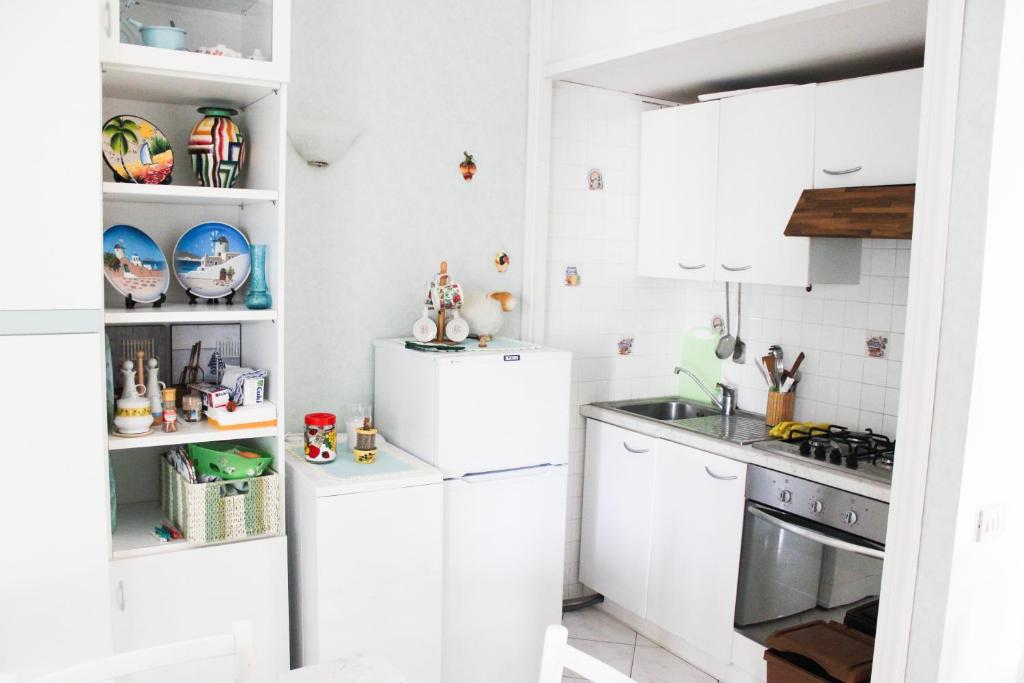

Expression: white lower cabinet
xmin=646 ymin=441 xmax=747 ymax=662
xmin=580 ymin=420 xmax=658 ymax=616
xmin=581 ymin=421 xmax=748 ymax=665
xmin=109 ymin=537 xmax=289 ymax=682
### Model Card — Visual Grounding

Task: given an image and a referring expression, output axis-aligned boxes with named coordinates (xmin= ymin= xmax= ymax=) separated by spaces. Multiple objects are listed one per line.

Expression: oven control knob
xmin=779 ymin=490 xmax=793 ymax=504
xmin=842 ymin=510 xmax=859 ymax=525
xmin=809 ymin=500 xmax=824 ymax=514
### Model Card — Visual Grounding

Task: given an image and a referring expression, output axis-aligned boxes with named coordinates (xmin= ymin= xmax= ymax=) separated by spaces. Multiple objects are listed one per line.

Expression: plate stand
xmin=125 ymin=293 xmax=166 ymax=309
xmin=186 ymin=288 xmax=237 ymax=306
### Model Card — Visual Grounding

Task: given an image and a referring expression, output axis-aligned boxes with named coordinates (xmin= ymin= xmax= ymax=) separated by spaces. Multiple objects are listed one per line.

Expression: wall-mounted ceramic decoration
xmin=866 ymin=334 xmax=888 ymax=358
xmin=494 ymin=251 xmax=510 ymax=272
xmin=102 ymin=225 xmax=170 ymax=304
xmin=588 ymin=168 xmax=604 ymax=191
xmin=173 ymin=222 xmax=251 ymax=299
xmin=565 ymin=266 xmax=581 ymax=287
xmin=189 ymin=107 xmax=245 ymax=188
xmin=617 ymin=337 xmax=634 ymax=356
xmin=460 ymin=152 xmax=477 ymax=181
xmin=102 ymin=115 xmax=174 ymax=185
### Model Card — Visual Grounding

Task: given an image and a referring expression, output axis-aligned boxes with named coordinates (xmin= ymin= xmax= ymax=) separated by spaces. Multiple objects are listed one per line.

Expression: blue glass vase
xmin=245 ymin=244 xmax=272 ymax=310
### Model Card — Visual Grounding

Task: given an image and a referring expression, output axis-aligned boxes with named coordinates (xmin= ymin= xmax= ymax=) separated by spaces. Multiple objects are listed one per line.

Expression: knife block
xmin=765 ymin=390 xmax=796 ymax=426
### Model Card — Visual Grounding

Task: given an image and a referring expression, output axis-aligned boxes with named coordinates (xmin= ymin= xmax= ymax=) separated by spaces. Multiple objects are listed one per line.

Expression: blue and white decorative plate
xmin=173 ymin=222 xmax=251 ymax=299
xmin=102 ymin=224 xmax=170 ymax=304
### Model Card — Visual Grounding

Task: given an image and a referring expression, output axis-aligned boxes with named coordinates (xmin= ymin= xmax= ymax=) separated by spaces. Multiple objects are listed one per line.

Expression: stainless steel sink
xmin=596 ymin=396 xmax=770 ymax=445
xmin=617 ymin=400 xmax=717 ymax=421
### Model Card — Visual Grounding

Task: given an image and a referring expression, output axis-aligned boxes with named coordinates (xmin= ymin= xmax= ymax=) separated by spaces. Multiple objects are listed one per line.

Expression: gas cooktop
xmin=751 ymin=425 xmax=896 ymax=485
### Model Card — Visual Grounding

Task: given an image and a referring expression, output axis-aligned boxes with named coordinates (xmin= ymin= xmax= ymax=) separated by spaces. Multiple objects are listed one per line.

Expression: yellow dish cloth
xmin=769 ymin=421 xmax=831 ymax=440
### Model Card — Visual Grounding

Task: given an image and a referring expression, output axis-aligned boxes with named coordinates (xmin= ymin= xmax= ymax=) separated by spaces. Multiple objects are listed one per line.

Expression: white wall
xmin=285 ymin=1 xmax=531 ymax=429
xmin=546 ymin=81 xmax=910 ymax=597
xmin=545 ymin=0 xmax=851 ymax=65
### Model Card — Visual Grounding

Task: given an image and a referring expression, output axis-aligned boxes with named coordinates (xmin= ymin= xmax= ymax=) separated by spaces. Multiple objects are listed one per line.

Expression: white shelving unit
xmin=98 ymin=0 xmax=291 ymax=676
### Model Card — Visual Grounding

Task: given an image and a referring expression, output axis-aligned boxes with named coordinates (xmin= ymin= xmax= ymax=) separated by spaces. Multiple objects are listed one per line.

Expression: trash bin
xmin=764 ymin=620 xmax=875 ymax=683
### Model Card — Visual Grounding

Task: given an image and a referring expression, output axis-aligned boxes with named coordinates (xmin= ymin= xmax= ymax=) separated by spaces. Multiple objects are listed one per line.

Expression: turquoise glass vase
xmin=245 ymin=244 xmax=272 ymax=310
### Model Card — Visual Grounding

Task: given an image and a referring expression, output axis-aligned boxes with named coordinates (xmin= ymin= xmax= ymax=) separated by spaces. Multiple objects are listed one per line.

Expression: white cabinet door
xmin=814 ymin=68 xmax=923 ymax=188
xmin=110 ymin=537 xmax=289 ymax=682
xmin=579 ymin=420 xmax=657 ymax=616
xmin=310 ymin=484 xmax=442 ymax=681
xmin=715 ymin=84 xmax=815 ymax=287
xmin=443 ymin=467 xmax=566 ymax=683
xmin=637 ymin=102 xmax=719 ymax=281
xmin=646 ymin=442 xmax=747 ymax=662
xmin=0 ymin=334 xmax=111 ymax=679
xmin=1 ymin=2 xmax=101 ymax=311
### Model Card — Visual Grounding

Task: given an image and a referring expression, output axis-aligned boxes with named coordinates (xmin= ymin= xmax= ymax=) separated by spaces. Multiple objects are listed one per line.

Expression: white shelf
xmin=103 ymin=51 xmax=283 ymax=106
xmin=112 ymin=500 xmax=280 ymax=559
xmin=108 ymin=418 xmax=278 ymax=451
xmin=104 ymin=303 xmax=277 ymax=325
xmin=103 ymin=183 xmax=279 ymax=206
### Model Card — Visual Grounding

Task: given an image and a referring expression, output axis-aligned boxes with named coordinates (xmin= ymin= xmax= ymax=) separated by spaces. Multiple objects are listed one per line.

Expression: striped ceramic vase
xmin=188 ymin=106 xmax=246 ymax=188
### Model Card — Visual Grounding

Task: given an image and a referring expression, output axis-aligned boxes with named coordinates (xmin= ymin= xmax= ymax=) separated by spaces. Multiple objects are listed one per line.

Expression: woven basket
xmin=161 ymin=459 xmax=281 ymax=544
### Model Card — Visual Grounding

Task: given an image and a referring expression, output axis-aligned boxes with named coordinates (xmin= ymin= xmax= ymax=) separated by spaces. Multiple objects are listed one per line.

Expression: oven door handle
xmin=747 ymin=504 xmax=885 ymax=560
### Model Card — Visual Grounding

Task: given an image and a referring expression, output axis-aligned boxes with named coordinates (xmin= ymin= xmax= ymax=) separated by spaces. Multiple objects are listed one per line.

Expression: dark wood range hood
xmin=784 ymin=184 xmax=915 ymax=239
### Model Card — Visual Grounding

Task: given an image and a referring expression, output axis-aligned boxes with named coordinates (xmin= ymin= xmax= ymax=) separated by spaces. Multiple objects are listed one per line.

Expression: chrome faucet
xmin=674 ymin=366 xmax=737 ymax=416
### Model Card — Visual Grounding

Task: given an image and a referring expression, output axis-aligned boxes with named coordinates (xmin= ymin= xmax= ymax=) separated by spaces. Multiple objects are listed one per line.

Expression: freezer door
xmin=436 ymin=349 xmax=570 ymax=476
xmin=442 ymin=466 xmax=567 ymax=683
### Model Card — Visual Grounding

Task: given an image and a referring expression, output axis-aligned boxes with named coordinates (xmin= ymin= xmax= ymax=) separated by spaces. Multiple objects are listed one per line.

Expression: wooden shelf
xmin=112 ymin=500 xmax=281 ymax=559
xmin=108 ymin=418 xmax=278 ymax=451
xmin=104 ymin=304 xmax=276 ymax=325
xmin=103 ymin=183 xmax=279 ymax=206
xmin=102 ymin=51 xmax=283 ymax=106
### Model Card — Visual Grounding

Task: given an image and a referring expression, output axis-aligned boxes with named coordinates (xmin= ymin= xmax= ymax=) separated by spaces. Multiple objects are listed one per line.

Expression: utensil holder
xmin=765 ymin=391 xmax=796 ymax=426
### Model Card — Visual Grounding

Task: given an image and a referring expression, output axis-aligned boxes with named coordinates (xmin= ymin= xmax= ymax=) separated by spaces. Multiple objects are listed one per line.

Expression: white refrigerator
xmin=374 ymin=339 xmax=571 ymax=683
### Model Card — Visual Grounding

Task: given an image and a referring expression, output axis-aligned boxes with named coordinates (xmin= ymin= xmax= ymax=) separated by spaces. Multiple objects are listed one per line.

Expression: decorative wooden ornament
xmin=460 ymin=152 xmax=477 ymax=181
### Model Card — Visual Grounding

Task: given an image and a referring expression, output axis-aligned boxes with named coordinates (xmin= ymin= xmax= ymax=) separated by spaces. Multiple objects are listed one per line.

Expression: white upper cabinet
xmin=637 ymin=101 xmax=719 ymax=281
xmin=715 ymin=84 xmax=826 ymax=287
xmin=579 ymin=420 xmax=658 ymax=617
xmin=814 ymin=68 xmax=923 ymax=188
xmin=646 ymin=441 xmax=747 ymax=662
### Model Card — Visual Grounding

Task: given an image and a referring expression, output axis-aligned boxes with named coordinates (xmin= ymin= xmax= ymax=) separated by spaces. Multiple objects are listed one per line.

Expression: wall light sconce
xmin=288 ymin=117 xmax=358 ymax=168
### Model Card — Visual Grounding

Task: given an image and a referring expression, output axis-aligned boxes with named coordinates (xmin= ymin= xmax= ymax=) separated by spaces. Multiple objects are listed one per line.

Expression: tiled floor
xmin=561 ymin=607 xmax=718 ymax=682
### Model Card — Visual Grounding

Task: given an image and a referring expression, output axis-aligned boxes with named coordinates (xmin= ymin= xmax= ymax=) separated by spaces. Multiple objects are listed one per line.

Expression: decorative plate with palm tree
xmin=102 ymin=115 xmax=174 ymax=184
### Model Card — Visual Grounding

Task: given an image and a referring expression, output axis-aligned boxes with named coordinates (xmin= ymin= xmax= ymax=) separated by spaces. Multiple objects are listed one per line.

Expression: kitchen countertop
xmin=580 ymin=403 xmax=891 ymax=502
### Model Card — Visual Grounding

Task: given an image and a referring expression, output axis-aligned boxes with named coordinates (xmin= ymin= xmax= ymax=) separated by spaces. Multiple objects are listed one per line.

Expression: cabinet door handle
xmin=116 ymin=579 xmax=126 ymax=612
xmin=622 ymin=441 xmax=649 ymax=454
xmin=720 ymin=263 xmax=752 ymax=272
xmin=104 ymin=1 xmax=112 ymax=37
xmin=705 ymin=466 xmax=738 ymax=481
xmin=678 ymin=262 xmax=706 ymax=270
xmin=822 ymin=165 xmax=863 ymax=176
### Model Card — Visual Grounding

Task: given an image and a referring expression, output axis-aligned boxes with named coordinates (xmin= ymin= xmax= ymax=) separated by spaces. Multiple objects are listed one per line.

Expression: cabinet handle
xmin=677 ymin=262 xmax=706 ymax=270
xmin=622 ymin=441 xmax=649 ymax=454
xmin=720 ymin=264 xmax=752 ymax=272
xmin=104 ymin=1 xmax=112 ymax=37
xmin=822 ymin=165 xmax=863 ymax=176
xmin=116 ymin=579 xmax=125 ymax=612
xmin=704 ymin=466 xmax=738 ymax=481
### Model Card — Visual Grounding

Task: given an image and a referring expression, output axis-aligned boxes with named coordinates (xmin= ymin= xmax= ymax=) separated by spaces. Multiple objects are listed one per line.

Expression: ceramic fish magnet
xmin=460 ymin=152 xmax=477 ymax=181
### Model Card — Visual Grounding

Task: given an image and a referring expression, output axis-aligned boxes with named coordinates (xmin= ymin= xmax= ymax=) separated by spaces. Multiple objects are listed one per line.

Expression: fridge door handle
xmin=456 ymin=465 xmax=562 ymax=483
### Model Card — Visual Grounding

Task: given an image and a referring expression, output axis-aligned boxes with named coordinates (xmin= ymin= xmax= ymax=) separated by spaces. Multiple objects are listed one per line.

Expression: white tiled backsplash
xmin=545 ymin=82 xmax=911 ymax=598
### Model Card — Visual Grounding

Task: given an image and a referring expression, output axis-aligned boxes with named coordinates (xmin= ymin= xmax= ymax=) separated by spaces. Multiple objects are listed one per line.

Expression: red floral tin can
xmin=304 ymin=412 xmax=337 ymax=463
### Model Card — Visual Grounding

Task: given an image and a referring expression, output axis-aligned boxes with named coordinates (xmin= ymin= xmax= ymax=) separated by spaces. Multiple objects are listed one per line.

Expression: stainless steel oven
xmin=734 ymin=466 xmax=887 ymax=628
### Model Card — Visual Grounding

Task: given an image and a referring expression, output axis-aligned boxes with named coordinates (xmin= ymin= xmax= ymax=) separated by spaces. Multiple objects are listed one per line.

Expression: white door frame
xmin=518 ymin=1 xmax=971 ymax=680
xmin=872 ymin=0 xmax=966 ymax=679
